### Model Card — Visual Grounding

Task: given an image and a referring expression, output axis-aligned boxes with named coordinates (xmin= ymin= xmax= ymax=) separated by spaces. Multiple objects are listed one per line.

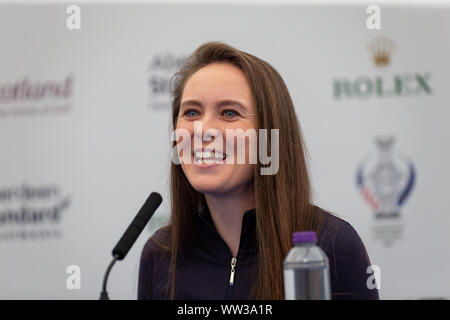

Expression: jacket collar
xmin=197 ymin=205 xmax=257 ymax=257
xmin=198 ymin=205 xmax=256 ymax=233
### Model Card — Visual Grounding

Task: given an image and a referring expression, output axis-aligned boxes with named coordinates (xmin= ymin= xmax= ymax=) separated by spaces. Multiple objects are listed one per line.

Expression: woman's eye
xmin=222 ymin=109 xmax=239 ymax=119
xmin=183 ymin=109 xmax=199 ymax=118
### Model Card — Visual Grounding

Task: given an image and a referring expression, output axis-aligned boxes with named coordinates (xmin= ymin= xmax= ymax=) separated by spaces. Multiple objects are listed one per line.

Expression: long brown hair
xmin=154 ymin=41 xmax=323 ymax=299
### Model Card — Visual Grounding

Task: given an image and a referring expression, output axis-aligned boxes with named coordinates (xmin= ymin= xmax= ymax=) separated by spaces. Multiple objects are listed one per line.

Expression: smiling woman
xmin=138 ymin=42 xmax=379 ymax=300
xmin=176 ymin=62 xmax=257 ymax=199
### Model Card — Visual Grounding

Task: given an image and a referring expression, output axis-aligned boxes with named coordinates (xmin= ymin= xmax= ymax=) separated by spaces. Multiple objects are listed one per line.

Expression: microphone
xmin=99 ymin=192 xmax=162 ymax=300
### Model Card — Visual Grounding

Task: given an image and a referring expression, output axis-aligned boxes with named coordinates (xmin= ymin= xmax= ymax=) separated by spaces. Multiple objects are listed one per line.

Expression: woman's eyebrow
xmin=216 ymin=100 xmax=247 ymax=111
xmin=180 ymin=100 xmax=203 ymax=109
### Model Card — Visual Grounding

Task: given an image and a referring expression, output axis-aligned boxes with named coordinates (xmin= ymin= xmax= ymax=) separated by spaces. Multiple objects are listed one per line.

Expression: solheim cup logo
xmin=357 ymin=137 xmax=415 ymax=219
xmin=356 ymin=137 xmax=416 ymax=246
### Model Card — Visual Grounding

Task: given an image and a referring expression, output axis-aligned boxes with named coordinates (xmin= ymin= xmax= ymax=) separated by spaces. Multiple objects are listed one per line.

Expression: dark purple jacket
xmin=138 ymin=206 xmax=379 ymax=300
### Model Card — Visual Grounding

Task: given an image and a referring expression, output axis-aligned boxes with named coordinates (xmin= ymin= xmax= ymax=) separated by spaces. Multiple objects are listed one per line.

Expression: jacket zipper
xmin=198 ymin=211 xmax=243 ymax=299
xmin=229 ymin=257 xmax=237 ymax=286
xmin=225 ymin=256 xmax=237 ymax=299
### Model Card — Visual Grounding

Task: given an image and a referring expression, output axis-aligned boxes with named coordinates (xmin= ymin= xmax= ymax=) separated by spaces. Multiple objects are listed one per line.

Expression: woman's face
xmin=176 ymin=62 xmax=256 ymax=196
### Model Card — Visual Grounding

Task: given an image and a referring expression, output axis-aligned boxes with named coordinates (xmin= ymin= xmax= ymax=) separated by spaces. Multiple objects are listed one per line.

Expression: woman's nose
xmin=193 ymin=114 xmax=222 ymax=144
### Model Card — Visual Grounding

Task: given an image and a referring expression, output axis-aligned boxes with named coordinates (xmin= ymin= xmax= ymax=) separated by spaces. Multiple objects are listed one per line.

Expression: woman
xmin=138 ymin=42 xmax=379 ymax=300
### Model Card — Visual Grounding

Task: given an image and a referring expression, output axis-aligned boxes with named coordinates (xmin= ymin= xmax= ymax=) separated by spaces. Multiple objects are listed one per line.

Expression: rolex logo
xmin=333 ymin=37 xmax=432 ymax=100
xmin=367 ymin=37 xmax=395 ymax=67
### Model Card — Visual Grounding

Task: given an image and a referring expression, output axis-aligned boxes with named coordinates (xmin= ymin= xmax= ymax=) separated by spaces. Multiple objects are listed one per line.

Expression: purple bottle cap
xmin=293 ymin=231 xmax=317 ymax=244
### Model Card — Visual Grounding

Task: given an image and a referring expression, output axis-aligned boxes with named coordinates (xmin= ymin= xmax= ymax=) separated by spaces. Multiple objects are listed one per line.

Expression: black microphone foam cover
xmin=112 ymin=192 xmax=162 ymax=260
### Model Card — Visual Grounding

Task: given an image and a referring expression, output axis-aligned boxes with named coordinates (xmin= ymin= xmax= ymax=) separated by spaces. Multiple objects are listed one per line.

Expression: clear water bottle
xmin=283 ymin=231 xmax=331 ymax=300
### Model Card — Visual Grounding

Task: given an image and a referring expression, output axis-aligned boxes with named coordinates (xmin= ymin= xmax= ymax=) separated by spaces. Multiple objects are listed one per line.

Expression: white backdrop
xmin=0 ymin=2 xmax=449 ymax=299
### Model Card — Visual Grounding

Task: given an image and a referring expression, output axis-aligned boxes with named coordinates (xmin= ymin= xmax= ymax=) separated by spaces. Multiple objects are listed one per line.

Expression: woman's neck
xmin=204 ymin=183 xmax=255 ymax=258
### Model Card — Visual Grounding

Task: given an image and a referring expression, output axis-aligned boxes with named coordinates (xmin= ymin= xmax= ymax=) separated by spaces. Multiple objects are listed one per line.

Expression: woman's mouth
xmin=193 ymin=150 xmax=227 ymax=166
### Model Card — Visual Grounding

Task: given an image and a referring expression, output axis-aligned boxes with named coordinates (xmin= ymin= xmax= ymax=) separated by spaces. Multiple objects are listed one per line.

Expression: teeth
xmin=194 ymin=151 xmax=226 ymax=162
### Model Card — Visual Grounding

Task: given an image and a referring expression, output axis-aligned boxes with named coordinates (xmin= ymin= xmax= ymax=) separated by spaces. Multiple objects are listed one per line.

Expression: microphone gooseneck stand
xmin=98 ymin=192 xmax=162 ymax=300
xmin=99 ymin=254 xmax=120 ymax=300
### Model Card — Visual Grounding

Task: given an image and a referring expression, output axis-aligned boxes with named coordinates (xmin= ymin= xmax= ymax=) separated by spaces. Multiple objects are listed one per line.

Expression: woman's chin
xmin=189 ymin=181 xmax=226 ymax=195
